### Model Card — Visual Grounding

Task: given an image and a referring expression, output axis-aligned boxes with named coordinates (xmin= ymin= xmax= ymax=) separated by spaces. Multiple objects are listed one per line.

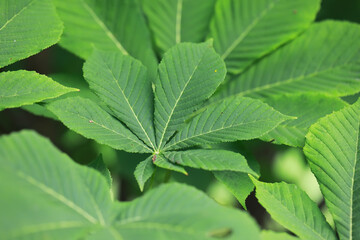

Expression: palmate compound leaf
xmin=141 ymin=0 xmax=217 ymax=54
xmin=209 ymin=0 xmax=320 ymax=74
xmin=47 ymin=96 xmax=152 ymax=153
xmin=216 ymin=20 xmax=360 ymax=100
xmin=251 ymin=177 xmax=337 ymax=240
xmin=0 ymin=71 xmax=77 ymax=109
xmin=0 ymin=130 xmax=261 ymax=240
xmin=0 ymin=0 xmax=63 ymax=68
xmin=53 ymin=0 xmax=158 ymax=77
xmin=261 ymin=94 xmax=348 ymax=147
xmin=163 ymin=96 xmax=290 ymax=151
xmin=154 ymin=41 xmax=226 ymax=149
xmin=83 ymin=50 xmax=156 ymax=150
xmin=304 ymin=98 xmax=360 ymax=240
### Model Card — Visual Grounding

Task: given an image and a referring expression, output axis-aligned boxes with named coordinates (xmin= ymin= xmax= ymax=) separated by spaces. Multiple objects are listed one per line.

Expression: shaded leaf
xmin=219 ymin=21 xmax=360 ymax=98
xmin=209 ymin=0 xmax=320 ymax=74
xmin=261 ymin=94 xmax=348 ymax=147
xmin=134 ymin=156 xmax=155 ymax=192
xmin=142 ymin=0 xmax=217 ymax=54
xmin=88 ymin=154 xmax=112 ymax=188
xmin=54 ymin=0 xmax=157 ymax=76
xmin=214 ymin=171 xmax=255 ymax=209
xmin=153 ymin=154 xmax=188 ymax=175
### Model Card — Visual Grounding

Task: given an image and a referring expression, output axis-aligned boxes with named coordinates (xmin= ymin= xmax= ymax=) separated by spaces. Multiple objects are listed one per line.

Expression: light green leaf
xmin=209 ymin=0 xmax=320 ymax=74
xmin=251 ymin=178 xmax=337 ymax=240
xmin=261 ymin=94 xmax=348 ymax=147
xmin=261 ymin=230 xmax=299 ymax=240
xmin=165 ymin=149 xmax=258 ymax=175
xmin=47 ymin=97 xmax=151 ymax=153
xmin=88 ymin=154 xmax=112 ymax=189
xmin=84 ymin=50 xmax=156 ymax=150
xmin=134 ymin=156 xmax=155 ymax=192
xmin=153 ymin=154 xmax=188 ymax=175
xmin=53 ymin=0 xmax=157 ymax=76
xmin=304 ymin=99 xmax=360 ymax=240
xmin=114 ymin=183 xmax=261 ymax=240
xmin=142 ymin=0 xmax=217 ymax=54
xmin=0 ymin=71 xmax=77 ymax=109
xmin=220 ymin=21 xmax=360 ymax=98
xmin=0 ymin=0 xmax=63 ymax=68
xmin=214 ymin=171 xmax=255 ymax=209
xmin=0 ymin=131 xmax=261 ymax=239
xmin=164 ymin=96 xmax=289 ymax=150
xmin=154 ymin=42 xmax=226 ymax=149
xmin=0 ymin=130 xmax=114 ymax=239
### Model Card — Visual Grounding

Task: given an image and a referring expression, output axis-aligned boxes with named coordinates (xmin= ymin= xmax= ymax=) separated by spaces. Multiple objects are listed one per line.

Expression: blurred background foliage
xmin=0 ymin=0 xmax=358 ymax=231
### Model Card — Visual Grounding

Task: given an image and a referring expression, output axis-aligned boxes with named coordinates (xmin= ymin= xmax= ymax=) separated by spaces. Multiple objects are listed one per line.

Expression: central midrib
xmin=81 ymin=0 xmax=129 ymax=55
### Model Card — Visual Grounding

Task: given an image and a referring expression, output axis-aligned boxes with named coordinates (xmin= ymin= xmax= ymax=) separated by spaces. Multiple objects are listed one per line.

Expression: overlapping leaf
xmin=164 ymin=149 xmax=258 ymax=175
xmin=48 ymin=97 xmax=151 ymax=153
xmin=84 ymin=50 xmax=156 ymax=150
xmin=142 ymin=0 xmax=217 ymax=54
xmin=261 ymin=94 xmax=348 ymax=147
xmin=0 ymin=130 xmax=261 ymax=240
xmin=134 ymin=156 xmax=155 ymax=192
xmin=53 ymin=0 xmax=157 ymax=76
xmin=218 ymin=21 xmax=360 ymax=99
xmin=304 ymin=99 xmax=360 ymax=240
xmin=0 ymin=130 xmax=114 ymax=239
xmin=154 ymin=41 xmax=226 ymax=148
xmin=252 ymin=178 xmax=337 ymax=240
xmin=0 ymin=71 xmax=77 ymax=109
xmin=209 ymin=0 xmax=320 ymax=74
xmin=164 ymin=96 xmax=289 ymax=150
xmin=0 ymin=0 xmax=63 ymax=68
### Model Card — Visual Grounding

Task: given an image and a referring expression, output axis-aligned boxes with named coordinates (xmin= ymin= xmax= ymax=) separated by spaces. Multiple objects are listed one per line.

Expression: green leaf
xmin=153 ymin=154 xmax=188 ymax=175
xmin=251 ymin=178 xmax=337 ymax=240
xmin=209 ymin=0 xmax=320 ymax=74
xmin=261 ymin=94 xmax=348 ymax=147
xmin=84 ymin=50 xmax=156 ymax=150
xmin=154 ymin=42 xmax=226 ymax=148
xmin=0 ymin=130 xmax=115 ymax=239
xmin=88 ymin=154 xmax=112 ymax=188
xmin=142 ymin=0 xmax=217 ymax=54
xmin=134 ymin=156 xmax=155 ymax=192
xmin=0 ymin=0 xmax=63 ymax=68
xmin=220 ymin=21 xmax=360 ymax=98
xmin=0 ymin=130 xmax=261 ymax=239
xmin=261 ymin=230 xmax=299 ymax=240
xmin=114 ymin=183 xmax=261 ymax=240
xmin=164 ymin=96 xmax=289 ymax=150
xmin=165 ymin=149 xmax=258 ymax=175
xmin=47 ymin=96 xmax=151 ymax=153
xmin=53 ymin=0 xmax=157 ymax=77
xmin=304 ymin=99 xmax=360 ymax=240
xmin=0 ymin=71 xmax=77 ymax=109
xmin=214 ymin=171 xmax=255 ymax=209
